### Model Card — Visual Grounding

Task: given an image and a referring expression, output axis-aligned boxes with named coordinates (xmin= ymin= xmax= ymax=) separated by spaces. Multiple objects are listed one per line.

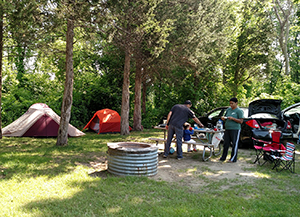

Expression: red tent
xmin=83 ymin=109 xmax=131 ymax=134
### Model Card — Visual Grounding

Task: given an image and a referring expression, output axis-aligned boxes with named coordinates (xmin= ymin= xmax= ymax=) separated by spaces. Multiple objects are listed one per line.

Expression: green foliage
xmin=147 ymin=63 xmax=233 ymax=121
xmin=2 ymin=0 xmax=300 ymax=131
xmin=238 ymin=74 xmax=300 ymax=109
xmin=289 ymin=15 xmax=300 ymax=84
xmin=2 ymin=71 xmax=63 ymax=126
xmin=273 ymin=77 xmax=300 ymax=108
xmin=222 ymin=0 xmax=275 ymax=96
xmin=142 ymin=106 xmax=163 ymax=128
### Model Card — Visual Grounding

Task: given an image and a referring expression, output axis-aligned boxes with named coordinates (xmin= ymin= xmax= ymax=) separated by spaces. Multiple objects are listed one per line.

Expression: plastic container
xmin=216 ymin=119 xmax=223 ymax=130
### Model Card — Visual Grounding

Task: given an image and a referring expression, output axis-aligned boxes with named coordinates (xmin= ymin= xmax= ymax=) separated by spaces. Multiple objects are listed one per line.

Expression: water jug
xmin=216 ymin=119 xmax=223 ymax=130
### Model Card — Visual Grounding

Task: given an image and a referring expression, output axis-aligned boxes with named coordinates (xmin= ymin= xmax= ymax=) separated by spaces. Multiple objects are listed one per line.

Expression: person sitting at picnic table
xmin=183 ymin=122 xmax=197 ymax=152
xmin=164 ymin=100 xmax=204 ymax=160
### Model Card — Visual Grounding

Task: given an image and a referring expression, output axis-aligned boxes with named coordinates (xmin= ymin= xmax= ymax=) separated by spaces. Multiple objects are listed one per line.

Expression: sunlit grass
xmin=0 ymin=129 xmax=300 ymax=216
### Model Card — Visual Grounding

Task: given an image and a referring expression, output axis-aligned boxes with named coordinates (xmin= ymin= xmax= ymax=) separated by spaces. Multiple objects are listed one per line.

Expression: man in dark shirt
xmin=164 ymin=100 xmax=204 ymax=160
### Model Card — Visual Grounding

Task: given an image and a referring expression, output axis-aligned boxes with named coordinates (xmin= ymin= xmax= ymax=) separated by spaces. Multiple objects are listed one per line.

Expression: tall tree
xmin=56 ymin=17 xmax=74 ymax=146
xmin=7 ymin=0 xmax=48 ymax=86
xmin=106 ymin=0 xmax=172 ymax=134
xmin=55 ymin=0 xmax=105 ymax=145
xmin=131 ymin=1 xmax=172 ymax=131
xmin=148 ymin=0 xmax=235 ymax=112
xmin=273 ymin=0 xmax=293 ymax=75
xmin=0 ymin=3 xmax=3 ymax=139
xmin=133 ymin=56 xmax=143 ymax=131
xmin=222 ymin=0 xmax=275 ymax=97
xmin=104 ymin=0 xmax=133 ymax=135
xmin=289 ymin=24 xmax=300 ymax=83
xmin=0 ymin=0 xmax=46 ymax=138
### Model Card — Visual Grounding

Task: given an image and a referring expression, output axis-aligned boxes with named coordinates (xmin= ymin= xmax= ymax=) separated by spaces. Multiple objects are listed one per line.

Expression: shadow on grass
xmin=21 ymin=177 xmax=177 ymax=216
xmin=0 ymin=130 xmax=163 ymax=180
xmin=0 ymin=134 xmax=113 ymax=179
xmin=20 ymin=171 xmax=300 ymax=217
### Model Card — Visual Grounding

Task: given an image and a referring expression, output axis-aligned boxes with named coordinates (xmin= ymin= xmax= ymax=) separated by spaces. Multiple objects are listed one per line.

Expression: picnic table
xmin=150 ymin=126 xmax=224 ymax=161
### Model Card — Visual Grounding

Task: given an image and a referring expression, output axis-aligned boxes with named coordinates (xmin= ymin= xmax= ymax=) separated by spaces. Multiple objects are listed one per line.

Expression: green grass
xmin=1 ymin=129 xmax=300 ymax=217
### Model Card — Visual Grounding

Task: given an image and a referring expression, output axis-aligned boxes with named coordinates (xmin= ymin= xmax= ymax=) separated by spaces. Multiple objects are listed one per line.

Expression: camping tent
xmin=83 ymin=109 xmax=131 ymax=134
xmin=3 ymin=103 xmax=85 ymax=137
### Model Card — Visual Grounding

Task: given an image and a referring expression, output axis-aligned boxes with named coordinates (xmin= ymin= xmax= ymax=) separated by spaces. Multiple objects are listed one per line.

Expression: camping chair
xmin=271 ymin=142 xmax=296 ymax=173
xmin=253 ymin=131 xmax=286 ymax=165
xmin=253 ymin=137 xmax=268 ymax=165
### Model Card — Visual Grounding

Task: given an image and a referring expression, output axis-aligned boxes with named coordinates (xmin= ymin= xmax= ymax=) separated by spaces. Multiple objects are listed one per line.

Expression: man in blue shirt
xmin=220 ymin=97 xmax=244 ymax=163
xmin=164 ymin=100 xmax=204 ymax=160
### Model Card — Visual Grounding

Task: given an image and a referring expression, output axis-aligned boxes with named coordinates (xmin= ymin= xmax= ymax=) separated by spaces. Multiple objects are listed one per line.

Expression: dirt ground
xmin=148 ymin=146 xmax=261 ymax=189
xmin=89 ymin=144 xmax=263 ymax=189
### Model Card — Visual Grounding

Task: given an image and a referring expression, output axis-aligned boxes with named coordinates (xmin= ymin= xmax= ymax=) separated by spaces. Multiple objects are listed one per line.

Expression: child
xmin=183 ymin=122 xmax=197 ymax=152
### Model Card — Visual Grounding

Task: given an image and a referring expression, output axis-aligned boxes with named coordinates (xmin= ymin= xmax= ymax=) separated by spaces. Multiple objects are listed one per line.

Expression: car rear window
xmin=208 ymin=110 xmax=223 ymax=119
xmin=284 ymin=105 xmax=300 ymax=115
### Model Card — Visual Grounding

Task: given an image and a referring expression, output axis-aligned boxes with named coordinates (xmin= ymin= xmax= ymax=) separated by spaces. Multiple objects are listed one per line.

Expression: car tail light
xmin=286 ymin=121 xmax=292 ymax=130
xmin=246 ymin=120 xmax=260 ymax=128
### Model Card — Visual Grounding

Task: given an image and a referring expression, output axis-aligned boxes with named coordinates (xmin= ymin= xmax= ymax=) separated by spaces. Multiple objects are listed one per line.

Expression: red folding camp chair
xmin=253 ymin=131 xmax=286 ymax=165
xmin=253 ymin=138 xmax=267 ymax=165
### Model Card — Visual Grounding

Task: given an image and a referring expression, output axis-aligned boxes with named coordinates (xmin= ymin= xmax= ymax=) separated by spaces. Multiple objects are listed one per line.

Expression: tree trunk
xmin=0 ymin=8 xmax=3 ymax=139
xmin=284 ymin=18 xmax=290 ymax=75
xmin=133 ymin=57 xmax=143 ymax=131
xmin=15 ymin=44 xmax=26 ymax=87
xmin=142 ymin=70 xmax=147 ymax=115
xmin=56 ymin=18 xmax=74 ymax=146
xmin=273 ymin=0 xmax=292 ymax=75
xmin=295 ymin=35 xmax=300 ymax=83
xmin=120 ymin=49 xmax=131 ymax=135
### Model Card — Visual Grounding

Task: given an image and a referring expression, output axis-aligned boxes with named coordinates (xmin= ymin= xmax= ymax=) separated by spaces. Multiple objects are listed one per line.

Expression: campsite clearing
xmin=0 ymin=130 xmax=299 ymax=217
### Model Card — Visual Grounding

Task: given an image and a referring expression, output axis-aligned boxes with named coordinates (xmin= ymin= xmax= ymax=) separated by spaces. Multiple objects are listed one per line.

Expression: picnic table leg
xmin=213 ymin=143 xmax=222 ymax=156
xmin=202 ymin=146 xmax=213 ymax=161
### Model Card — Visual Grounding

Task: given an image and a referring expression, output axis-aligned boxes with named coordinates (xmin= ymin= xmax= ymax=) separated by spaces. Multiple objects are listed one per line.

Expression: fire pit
xmin=107 ymin=142 xmax=158 ymax=176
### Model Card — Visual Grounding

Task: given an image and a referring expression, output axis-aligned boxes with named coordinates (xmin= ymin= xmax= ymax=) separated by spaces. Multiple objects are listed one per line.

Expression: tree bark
xmin=273 ymin=0 xmax=292 ymax=75
xmin=120 ymin=49 xmax=131 ymax=135
xmin=0 ymin=8 xmax=3 ymax=139
xmin=56 ymin=18 xmax=74 ymax=146
xmin=142 ymin=69 xmax=147 ymax=115
xmin=133 ymin=57 xmax=143 ymax=131
xmin=284 ymin=18 xmax=290 ymax=75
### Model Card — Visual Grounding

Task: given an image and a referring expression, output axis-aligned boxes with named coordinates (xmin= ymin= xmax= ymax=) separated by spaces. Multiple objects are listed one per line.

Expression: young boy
xmin=183 ymin=122 xmax=197 ymax=152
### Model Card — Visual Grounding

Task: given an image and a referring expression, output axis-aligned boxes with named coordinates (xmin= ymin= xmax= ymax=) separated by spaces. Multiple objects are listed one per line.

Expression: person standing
xmin=220 ymin=97 xmax=244 ymax=163
xmin=164 ymin=100 xmax=204 ymax=160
